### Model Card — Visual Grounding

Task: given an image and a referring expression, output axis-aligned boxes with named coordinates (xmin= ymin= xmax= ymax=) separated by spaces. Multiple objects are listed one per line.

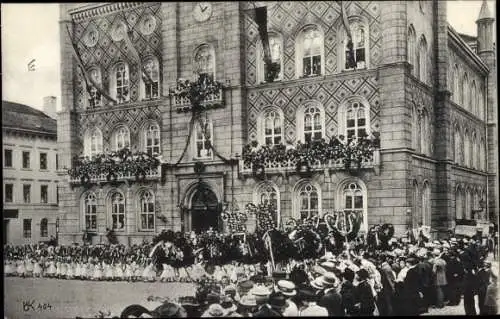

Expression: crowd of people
xmin=4 ymin=226 xmax=499 ymax=317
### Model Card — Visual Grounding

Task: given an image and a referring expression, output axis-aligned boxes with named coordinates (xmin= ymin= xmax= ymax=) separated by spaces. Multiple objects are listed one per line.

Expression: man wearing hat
xmin=253 ymin=291 xmax=286 ymax=317
xmin=237 ymin=293 xmax=257 ymax=317
xmin=297 ymin=287 xmax=328 ymax=316
xmin=340 ymin=267 xmax=357 ymax=316
xmin=398 ymin=255 xmax=422 ymax=316
xmin=354 ymin=269 xmax=376 ymax=316
xmin=221 ymin=295 xmax=241 ymax=317
xmin=275 ymin=280 xmax=298 ymax=316
xmin=318 ymin=272 xmax=344 ymax=316
xmin=432 ymin=248 xmax=447 ymax=308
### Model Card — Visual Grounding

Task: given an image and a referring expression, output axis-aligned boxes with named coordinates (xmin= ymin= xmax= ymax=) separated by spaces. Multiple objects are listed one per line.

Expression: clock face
xmin=85 ymin=29 xmax=99 ymax=47
xmin=141 ymin=15 xmax=157 ymax=35
xmin=193 ymin=2 xmax=212 ymax=22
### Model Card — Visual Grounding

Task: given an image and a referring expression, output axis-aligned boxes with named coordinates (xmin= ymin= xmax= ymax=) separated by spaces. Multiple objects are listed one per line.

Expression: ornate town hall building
xmin=57 ymin=1 xmax=497 ymax=245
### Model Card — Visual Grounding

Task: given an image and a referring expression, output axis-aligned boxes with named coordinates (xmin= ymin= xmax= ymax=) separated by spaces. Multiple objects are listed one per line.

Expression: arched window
xmin=84 ymin=128 xmax=103 ymax=158
xmin=338 ymin=97 xmax=371 ymax=143
xmin=138 ymin=190 xmax=155 ymax=231
xmin=113 ymin=126 xmax=130 ymax=151
xmin=295 ymin=182 xmax=320 ymax=221
xmin=471 ymin=81 xmax=477 ymax=116
xmin=194 ymin=119 xmax=213 ymax=159
xmin=456 ymin=187 xmax=464 ymax=220
xmin=109 ymin=191 xmax=125 ymax=230
xmin=257 ymin=33 xmax=283 ymax=83
xmin=40 ymin=218 xmax=48 ymax=237
xmin=465 ymin=188 xmax=472 ymax=220
xmin=461 ymin=73 xmax=469 ymax=109
xmin=254 ymin=182 xmax=280 ymax=227
xmin=258 ymin=108 xmax=283 ymax=146
xmin=339 ymin=20 xmax=369 ymax=71
xmin=113 ymin=62 xmax=130 ymax=103
xmin=83 ymin=192 xmax=97 ymax=231
xmin=412 ymin=180 xmax=420 ymax=228
xmin=464 ymin=130 xmax=470 ymax=167
xmin=472 ymin=132 xmax=477 ymax=169
xmin=88 ymin=67 xmax=102 ymax=108
xmin=297 ymin=25 xmax=324 ymax=77
xmin=339 ymin=181 xmax=368 ymax=232
xmin=420 ymin=109 xmax=431 ymax=156
xmin=422 ymin=181 xmax=431 ymax=227
xmin=478 ymin=88 xmax=484 ymax=120
xmin=453 ymin=65 xmax=460 ymax=103
xmin=412 ymin=105 xmax=419 ymax=152
xmin=143 ymin=57 xmax=160 ymax=100
xmin=144 ymin=123 xmax=161 ymax=156
xmin=194 ymin=44 xmax=215 ymax=79
xmin=297 ymin=101 xmax=325 ymax=143
xmin=408 ymin=25 xmax=417 ymax=75
xmin=415 ymin=109 xmax=422 ymax=153
xmin=480 ymin=138 xmax=486 ymax=171
xmin=418 ymin=35 xmax=428 ymax=83
xmin=454 ymin=125 xmax=462 ymax=164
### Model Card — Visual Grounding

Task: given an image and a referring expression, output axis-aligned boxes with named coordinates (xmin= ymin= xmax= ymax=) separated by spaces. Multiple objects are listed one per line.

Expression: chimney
xmin=43 ymin=96 xmax=57 ymax=119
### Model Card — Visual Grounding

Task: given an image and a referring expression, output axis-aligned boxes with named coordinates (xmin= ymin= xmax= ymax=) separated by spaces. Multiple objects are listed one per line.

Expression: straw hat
xmin=239 ymin=294 xmax=257 ymax=307
xmin=320 ymin=261 xmax=336 ymax=273
xmin=250 ymin=285 xmax=271 ymax=298
xmin=320 ymin=272 xmax=338 ymax=288
xmin=276 ymin=280 xmax=297 ymax=297
xmin=310 ymin=276 xmax=325 ymax=290
xmin=201 ymin=304 xmax=225 ymax=317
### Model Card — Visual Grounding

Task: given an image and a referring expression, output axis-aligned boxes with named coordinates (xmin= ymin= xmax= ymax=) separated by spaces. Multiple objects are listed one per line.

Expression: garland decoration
xmin=242 ymin=133 xmax=380 ymax=176
xmin=68 ymin=148 xmax=160 ymax=184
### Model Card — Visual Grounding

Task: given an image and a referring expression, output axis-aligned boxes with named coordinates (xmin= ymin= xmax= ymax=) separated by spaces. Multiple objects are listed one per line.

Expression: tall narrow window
xmin=56 ymin=154 xmax=59 ymax=170
xmin=422 ymin=182 xmax=431 ymax=226
xmin=84 ymin=192 xmax=97 ymax=231
xmin=89 ymin=68 xmax=102 ymax=108
xmin=195 ymin=119 xmax=213 ymax=159
xmin=471 ymin=81 xmax=477 ymax=116
xmin=4 ymin=149 xmax=12 ymax=168
xmin=110 ymin=192 xmax=125 ymax=230
xmin=22 ymin=151 xmax=30 ymax=169
xmin=143 ymin=57 xmax=160 ymax=99
xmin=194 ymin=44 xmax=215 ymax=79
xmin=453 ymin=65 xmax=460 ymax=104
xmin=115 ymin=62 xmax=130 ymax=103
xmin=263 ymin=110 xmax=283 ymax=146
xmin=412 ymin=106 xmax=419 ymax=152
xmin=41 ymin=185 xmax=48 ymax=203
xmin=40 ymin=218 xmax=48 ymax=237
xmin=255 ymin=183 xmax=280 ymax=227
xmin=465 ymin=189 xmax=472 ymax=219
xmin=472 ymin=132 xmax=478 ymax=169
xmin=297 ymin=182 xmax=320 ymax=220
xmin=300 ymin=25 xmax=323 ymax=76
xmin=456 ymin=188 xmax=464 ymax=220
xmin=139 ymin=190 xmax=155 ymax=231
xmin=418 ymin=36 xmax=428 ymax=83
xmin=346 ymin=102 xmax=367 ymax=142
xmin=145 ymin=123 xmax=161 ymax=156
xmin=5 ymin=184 xmax=13 ymax=203
xmin=342 ymin=182 xmax=365 ymax=224
xmin=420 ymin=110 xmax=430 ymax=156
xmin=480 ymin=138 xmax=486 ymax=171
xmin=85 ymin=128 xmax=103 ymax=158
xmin=461 ymin=74 xmax=469 ymax=109
xmin=257 ymin=34 xmax=283 ymax=83
xmin=113 ymin=126 xmax=130 ymax=151
xmin=23 ymin=184 xmax=31 ymax=203
xmin=40 ymin=152 xmax=47 ymax=170
xmin=464 ymin=130 xmax=470 ymax=167
xmin=413 ymin=180 xmax=420 ymax=227
xmin=23 ymin=219 xmax=32 ymax=238
xmin=408 ymin=25 xmax=417 ymax=75
xmin=454 ymin=126 xmax=462 ymax=164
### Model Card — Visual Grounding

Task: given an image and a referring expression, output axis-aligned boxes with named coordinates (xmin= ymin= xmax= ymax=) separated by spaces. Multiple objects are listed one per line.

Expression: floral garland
xmin=172 ymin=74 xmax=224 ymax=113
xmin=244 ymin=203 xmax=278 ymax=233
xmin=68 ymin=148 xmax=160 ymax=184
xmin=242 ymin=132 xmax=380 ymax=176
xmin=221 ymin=207 xmax=248 ymax=233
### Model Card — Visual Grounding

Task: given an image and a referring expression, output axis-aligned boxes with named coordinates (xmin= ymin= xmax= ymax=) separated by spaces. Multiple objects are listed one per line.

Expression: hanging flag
xmin=27 ymin=59 xmax=36 ymax=71
xmin=65 ymin=25 xmax=117 ymax=105
xmin=336 ymin=0 xmax=357 ymax=69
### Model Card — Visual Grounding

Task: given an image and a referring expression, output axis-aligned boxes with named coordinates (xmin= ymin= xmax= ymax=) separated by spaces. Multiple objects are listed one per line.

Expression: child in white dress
xmin=60 ymin=261 xmax=68 ymax=279
xmin=17 ymin=260 xmax=26 ymax=278
xmin=114 ymin=261 xmax=124 ymax=281
xmin=104 ymin=262 xmax=114 ymax=281
xmin=124 ymin=262 xmax=134 ymax=282
xmin=66 ymin=261 xmax=74 ymax=280
xmin=134 ymin=261 xmax=144 ymax=282
xmin=92 ymin=262 xmax=103 ymax=281
xmin=74 ymin=261 xmax=82 ymax=280
xmin=159 ymin=264 xmax=169 ymax=282
xmin=47 ymin=260 xmax=56 ymax=278
xmin=25 ymin=258 xmax=34 ymax=277
xmin=33 ymin=259 xmax=42 ymax=278
xmin=4 ymin=260 xmax=14 ymax=277
xmin=142 ymin=262 xmax=155 ymax=282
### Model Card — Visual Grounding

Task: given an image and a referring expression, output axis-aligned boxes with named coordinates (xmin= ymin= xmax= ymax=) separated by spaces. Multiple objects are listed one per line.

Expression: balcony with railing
xmin=68 ymin=149 xmax=162 ymax=185
xmin=169 ymin=75 xmax=225 ymax=113
xmin=239 ymin=149 xmax=380 ymax=176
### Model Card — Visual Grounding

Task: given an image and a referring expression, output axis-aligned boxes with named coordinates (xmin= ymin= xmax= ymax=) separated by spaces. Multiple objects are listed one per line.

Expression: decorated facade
xmin=57 ymin=1 xmax=497 ymax=245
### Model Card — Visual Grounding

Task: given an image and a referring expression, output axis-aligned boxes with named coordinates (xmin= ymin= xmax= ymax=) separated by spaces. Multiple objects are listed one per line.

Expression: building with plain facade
xmin=2 ymin=98 xmax=60 ymax=244
xmin=57 ymin=1 xmax=497 ymax=245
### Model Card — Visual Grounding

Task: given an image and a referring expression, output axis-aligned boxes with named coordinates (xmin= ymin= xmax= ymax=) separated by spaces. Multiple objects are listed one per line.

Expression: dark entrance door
xmin=190 ymin=187 xmax=220 ymax=233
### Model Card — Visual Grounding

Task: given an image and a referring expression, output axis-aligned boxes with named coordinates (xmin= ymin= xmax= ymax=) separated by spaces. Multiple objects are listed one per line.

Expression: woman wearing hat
xmin=237 ymin=293 xmax=257 ymax=316
xmin=220 ymin=295 xmax=241 ymax=317
xmin=354 ymin=269 xmax=376 ymax=316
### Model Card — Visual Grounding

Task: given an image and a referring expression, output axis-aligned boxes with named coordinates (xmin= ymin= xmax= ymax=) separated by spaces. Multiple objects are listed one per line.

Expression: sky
xmin=1 ymin=1 xmax=496 ymax=112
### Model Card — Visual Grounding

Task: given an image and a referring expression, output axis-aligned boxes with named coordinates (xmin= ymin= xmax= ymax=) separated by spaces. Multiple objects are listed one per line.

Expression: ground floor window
xmin=23 ymin=219 xmax=32 ymax=238
xmin=139 ymin=190 xmax=155 ymax=231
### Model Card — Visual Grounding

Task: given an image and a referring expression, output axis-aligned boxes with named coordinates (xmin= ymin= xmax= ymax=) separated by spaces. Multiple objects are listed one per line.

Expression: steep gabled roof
xmin=477 ymin=0 xmax=494 ymax=21
xmin=2 ymin=100 xmax=56 ymax=135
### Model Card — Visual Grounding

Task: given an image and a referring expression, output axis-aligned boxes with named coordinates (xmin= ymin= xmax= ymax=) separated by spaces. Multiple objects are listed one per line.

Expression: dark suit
xmin=400 ymin=266 xmax=422 ymax=316
xmin=460 ymin=250 xmax=478 ymax=315
xmin=477 ymin=267 xmax=490 ymax=315
xmin=318 ymin=288 xmax=344 ymax=316
xmin=416 ymin=260 xmax=433 ymax=310
xmin=355 ymin=280 xmax=375 ymax=316
xmin=340 ymin=281 xmax=357 ymax=315
xmin=377 ymin=263 xmax=396 ymax=316
xmin=446 ymin=255 xmax=464 ymax=305
xmin=253 ymin=305 xmax=282 ymax=317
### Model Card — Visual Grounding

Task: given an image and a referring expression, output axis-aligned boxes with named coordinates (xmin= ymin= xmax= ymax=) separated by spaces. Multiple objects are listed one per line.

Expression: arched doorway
xmin=188 ymin=185 xmax=220 ymax=233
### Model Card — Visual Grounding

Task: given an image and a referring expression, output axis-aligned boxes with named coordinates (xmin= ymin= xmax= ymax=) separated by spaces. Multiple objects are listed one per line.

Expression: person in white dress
xmin=33 ymin=258 xmax=43 ymax=278
xmin=47 ymin=260 xmax=57 ymax=278
xmin=124 ymin=261 xmax=134 ymax=282
xmin=93 ymin=262 xmax=103 ymax=281
xmin=60 ymin=260 xmax=68 ymax=279
xmin=25 ymin=258 xmax=34 ymax=277
xmin=114 ymin=261 xmax=124 ymax=281
xmin=4 ymin=260 xmax=14 ymax=277
xmin=74 ymin=260 xmax=82 ymax=280
xmin=66 ymin=260 xmax=75 ymax=280
xmin=17 ymin=260 xmax=26 ymax=278
xmin=104 ymin=261 xmax=114 ymax=281
xmin=134 ymin=261 xmax=144 ymax=282
xmin=160 ymin=263 xmax=169 ymax=282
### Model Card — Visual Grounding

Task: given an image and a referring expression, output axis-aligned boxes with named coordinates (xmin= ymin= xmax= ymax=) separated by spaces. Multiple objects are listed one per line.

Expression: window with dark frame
xmin=23 ymin=184 xmax=31 ymax=203
xmin=4 ymin=149 xmax=12 ymax=168
xmin=40 ymin=218 xmax=48 ymax=237
xmin=40 ymin=152 xmax=47 ymax=170
xmin=22 ymin=151 xmax=30 ymax=169
xmin=23 ymin=219 xmax=32 ymax=238
xmin=5 ymin=184 xmax=13 ymax=203
xmin=41 ymin=185 xmax=48 ymax=204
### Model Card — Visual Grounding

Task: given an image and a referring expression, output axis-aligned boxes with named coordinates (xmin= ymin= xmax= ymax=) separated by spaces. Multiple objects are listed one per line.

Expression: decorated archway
xmin=184 ymin=183 xmax=220 ymax=233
